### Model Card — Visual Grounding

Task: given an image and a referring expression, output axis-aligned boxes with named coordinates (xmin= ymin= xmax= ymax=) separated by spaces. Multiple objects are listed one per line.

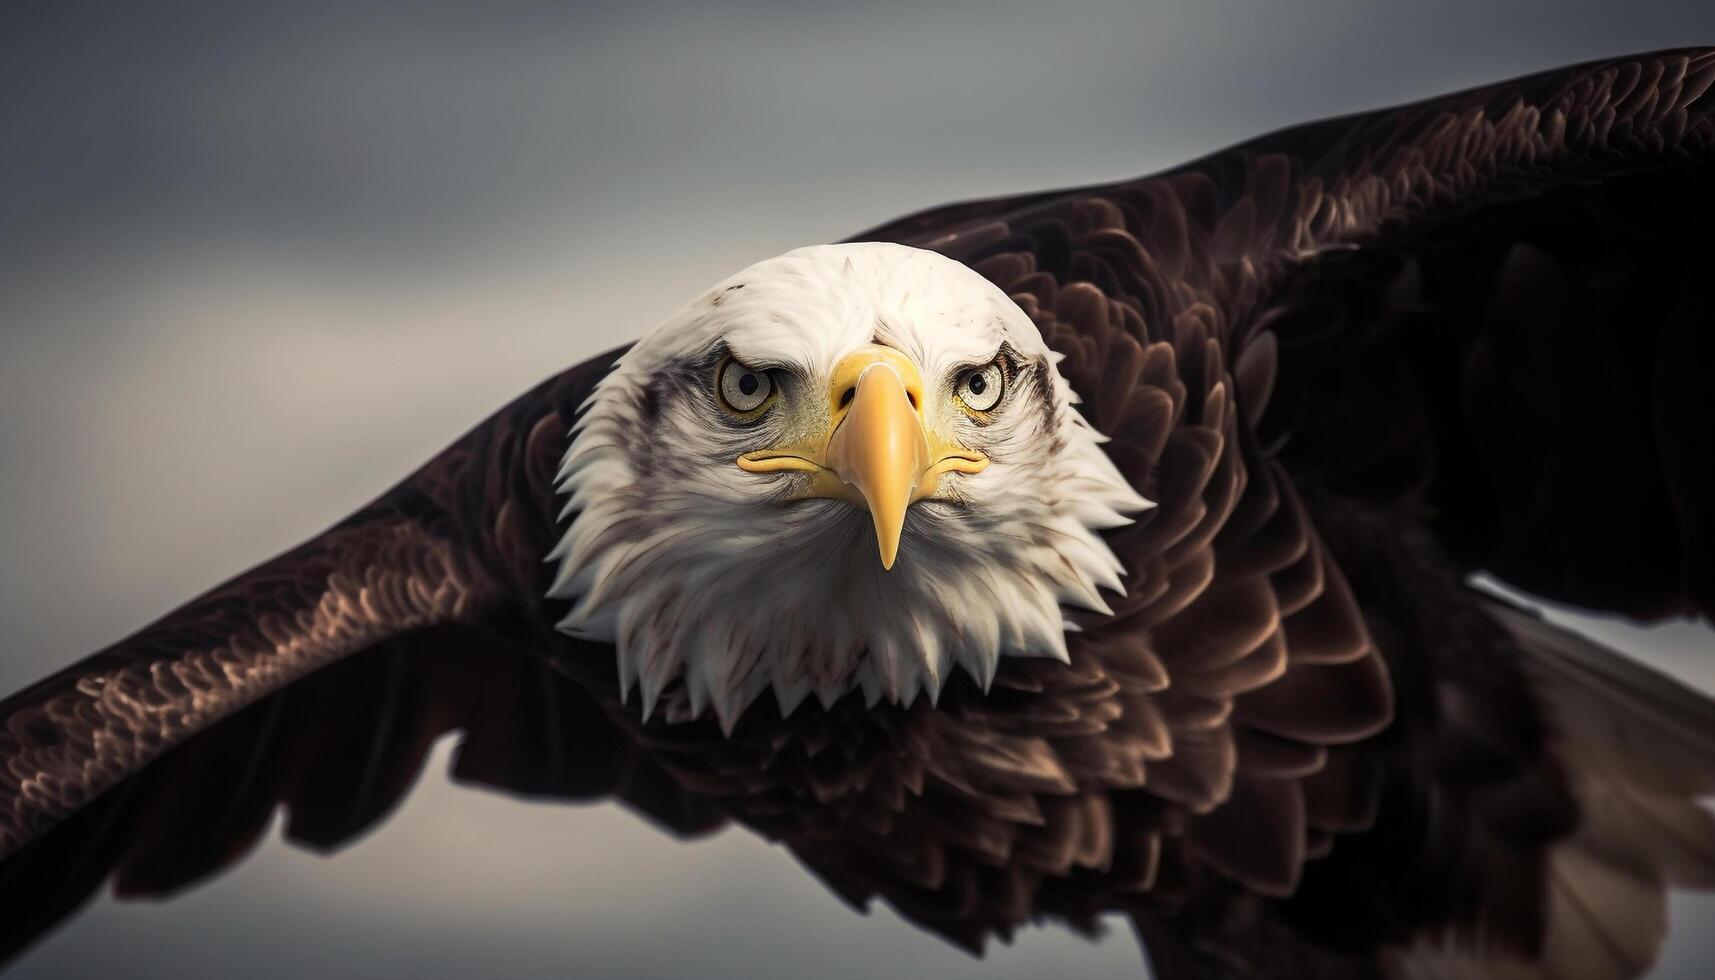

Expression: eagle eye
xmin=956 ymin=361 xmax=1005 ymax=413
xmin=718 ymin=357 xmax=775 ymax=415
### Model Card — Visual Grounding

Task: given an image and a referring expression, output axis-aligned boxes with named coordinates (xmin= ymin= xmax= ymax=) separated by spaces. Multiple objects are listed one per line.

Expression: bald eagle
xmin=4 ymin=47 xmax=1715 ymax=979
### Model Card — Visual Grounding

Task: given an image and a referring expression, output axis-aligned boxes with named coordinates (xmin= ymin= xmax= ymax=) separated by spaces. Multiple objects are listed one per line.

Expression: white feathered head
xmin=549 ymin=243 xmax=1150 ymax=730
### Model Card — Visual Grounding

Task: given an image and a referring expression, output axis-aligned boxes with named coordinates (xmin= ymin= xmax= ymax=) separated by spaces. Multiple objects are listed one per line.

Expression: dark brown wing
xmin=0 ymin=508 xmax=480 ymax=858
xmin=862 ymin=46 xmax=1715 ymax=622
xmin=0 ymin=346 xmax=729 ymax=958
xmin=0 ymin=624 xmax=724 ymax=962
xmin=850 ymin=47 xmax=1715 ymax=977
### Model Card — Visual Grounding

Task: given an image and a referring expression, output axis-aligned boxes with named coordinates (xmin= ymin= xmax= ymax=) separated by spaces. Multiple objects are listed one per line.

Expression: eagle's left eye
xmin=956 ymin=362 xmax=1005 ymax=413
xmin=718 ymin=357 xmax=775 ymax=414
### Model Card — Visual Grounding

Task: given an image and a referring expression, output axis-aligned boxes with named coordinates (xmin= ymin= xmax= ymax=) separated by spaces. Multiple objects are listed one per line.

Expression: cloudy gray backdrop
xmin=3 ymin=2 xmax=1714 ymax=977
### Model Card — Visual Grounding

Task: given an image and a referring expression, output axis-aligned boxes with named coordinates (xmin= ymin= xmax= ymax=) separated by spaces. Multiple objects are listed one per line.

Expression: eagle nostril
xmin=839 ymin=387 xmax=856 ymax=409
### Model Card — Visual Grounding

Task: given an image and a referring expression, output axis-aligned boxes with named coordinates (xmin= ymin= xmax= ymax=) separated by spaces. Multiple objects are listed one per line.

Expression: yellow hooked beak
xmin=736 ymin=345 xmax=988 ymax=569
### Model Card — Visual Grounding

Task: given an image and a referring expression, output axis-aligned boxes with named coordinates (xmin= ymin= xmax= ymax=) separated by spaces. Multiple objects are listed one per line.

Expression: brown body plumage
xmin=4 ymin=48 xmax=1715 ymax=978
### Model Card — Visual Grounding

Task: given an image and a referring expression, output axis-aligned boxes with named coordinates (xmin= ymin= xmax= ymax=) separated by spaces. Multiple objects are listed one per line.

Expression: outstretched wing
xmin=0 ymin=623 xmax=724 ymax=961
xmin=862 ymin=46 xmax=1715 ymax=621
xmin=0 ymin=502 xmax=481 ymax=858
xmin=0 ymin=349 xmax=729 ymax=959
xmin=850 ymin=47 xmax=1715 ymax=977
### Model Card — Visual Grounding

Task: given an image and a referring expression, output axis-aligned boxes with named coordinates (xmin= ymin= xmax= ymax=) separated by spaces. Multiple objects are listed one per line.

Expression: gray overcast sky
xmin=2 ymin=2 xmax=1713 ymax=978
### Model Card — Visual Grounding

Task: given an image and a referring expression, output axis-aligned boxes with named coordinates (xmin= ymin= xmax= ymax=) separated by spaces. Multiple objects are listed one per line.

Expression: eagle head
xmin=548 ymin=242 xmax=1150 ymax=730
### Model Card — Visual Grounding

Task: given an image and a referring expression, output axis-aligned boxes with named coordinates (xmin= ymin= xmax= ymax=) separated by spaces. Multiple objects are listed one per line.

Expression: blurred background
xmin=3 ymin=2 xmax=1714 ymax=977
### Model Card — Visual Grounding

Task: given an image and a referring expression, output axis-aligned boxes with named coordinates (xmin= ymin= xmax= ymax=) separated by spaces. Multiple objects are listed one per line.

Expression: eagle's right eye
xmin=718 ymin=357 xmax=775 ymax=415
xmin=956 ymin=361 xmax=1005 ymax=414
